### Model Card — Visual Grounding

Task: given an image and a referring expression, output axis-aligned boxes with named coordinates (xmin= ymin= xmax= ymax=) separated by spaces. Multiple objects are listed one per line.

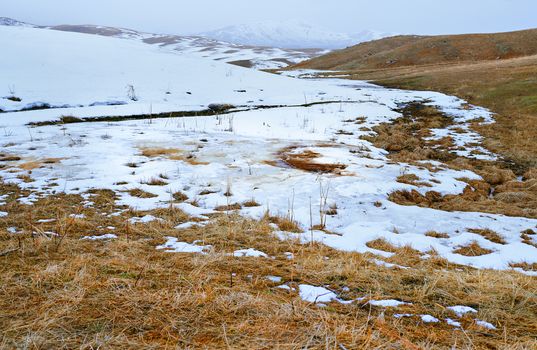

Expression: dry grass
xmin=171 ymin=191 xmax=188 ymax=202
xmin=425 ymin=231 xmax=450 ymax=239
xmin=278 ymin=147 xmax=347 ymax=174
xmin=468 ymin=229 xmax=506 ymax=245
xmin=140 ymin=147 xmax=182 ymax=158
xmin=0 ymin=183 xmax=536 ymax=348
xmin=453 ymin=242 xmax=494 ymax=257
xmin=125 ymin=188 xmax=158 ymax=199
xmin=356 ymin=102 xmax=537 ymax=219
xmin=243 ymin=199 xmax=261 ymax=207
xmin=397 ymin=173 xmax=432 ymax=187
xmin=140 ymin=177 xmax=168 ymax=186
xmin=268 ymin=215 xmax=302 ymax=233
xmin=215 ymin=203 xmax=243 ymax=211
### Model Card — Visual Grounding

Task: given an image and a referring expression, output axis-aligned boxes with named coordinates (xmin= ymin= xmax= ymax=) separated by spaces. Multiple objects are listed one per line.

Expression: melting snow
xmin=447 ymin=305 xmax=478 ymax=317
xmin=82 ymin=234 xmax=118 ymax=241
xmin=475 ymin=320 xmax=497 ymax=330
xmin=298 ymin=284 xmax=338 ymax=303
xmin=156 ymin=237 xmax=212 ymax=254
xmin=368 ymin=299 xmax=410 ymax=307
xmin=420 ymin=315 xmax=440 ymax=323
xmin=233 ymin=248 xmax=268 ymax=258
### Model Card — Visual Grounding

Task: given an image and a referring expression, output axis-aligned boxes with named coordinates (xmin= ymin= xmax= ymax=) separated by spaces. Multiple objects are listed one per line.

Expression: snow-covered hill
xmin=49 ymin=24 xmax=328 ymax=69
xmin=200 ymin=20 xmax=395 ymax=49
xmin=0 ymin=18 xmax=326 ymax=70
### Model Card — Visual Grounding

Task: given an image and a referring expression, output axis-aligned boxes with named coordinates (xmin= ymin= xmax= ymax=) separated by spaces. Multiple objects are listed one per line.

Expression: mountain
xmin=0 ymin=18 xmax=326 ymax=70
xmin=0 ymin=17 xmax=35 ymax=27
xmin=294 ymin=28 xmax=537 ymax=70
xmin=200 ymin=20 xmax=394 ymax=49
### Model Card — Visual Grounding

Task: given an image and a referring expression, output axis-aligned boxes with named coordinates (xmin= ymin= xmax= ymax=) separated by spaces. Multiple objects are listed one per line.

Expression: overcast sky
xmin=2 ymin=0 xmax=537 ymax=35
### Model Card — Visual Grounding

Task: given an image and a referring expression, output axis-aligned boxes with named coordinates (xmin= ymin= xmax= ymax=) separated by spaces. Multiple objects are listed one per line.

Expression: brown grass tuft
xmin=125 ymin=188 xmax=158 ymax=199
xmin=425 ymin=231 xmax=450 ymax=239
xmin=453 ymin=241 xmax=493 ymax=256
xmin=468 ymin=228 xmax=506 ymax=245
xmin=279 ymin=147 xmax=347 ymax=174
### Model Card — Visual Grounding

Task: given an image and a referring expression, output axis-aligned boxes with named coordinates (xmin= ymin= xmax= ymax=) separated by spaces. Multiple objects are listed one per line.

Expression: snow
xmin=447 ymin=305 xmax=478 ymax=317
xmin=265 ymin=276 xmax=282 ymax=283
xmin=129 ymin=215 xmax=161 ymax=224
xmin=367 ymin=300 xmax=410 ymax=307
xmin=0 ymin=211 xmax=7 ymax=218
xmin=371 ymin=259 xmax=410 ymax=270
xmin=298 ymin=284 xmax=338 ymax=303
xmin=1 ymin=25 xmax=537 ymax=272
xmin=475 ymin=320 xmax=497 ymax=330
xmin=420 ymin=315 xmax=440 ymax=323
xmin=174 ymin=221 xmax=208 ymax=230
xmin=233 ymin=248 xmax=268 ymax=258
xmin=446 ymin=318 xmax=462 ymax=327
xmin=37 ymin=219 xmax=55 ymax=223
xmin=82 ymin=234 xmax=118 ymax=241
xmin=156 ymin=237 xmax=212 ymax=254
xmin=50 ymin=24 xmax=325 ymax=70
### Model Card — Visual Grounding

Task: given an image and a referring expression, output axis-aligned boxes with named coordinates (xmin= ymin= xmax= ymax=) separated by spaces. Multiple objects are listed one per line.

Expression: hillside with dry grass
xmin=295 ymin=28 xmax=537 ymax=71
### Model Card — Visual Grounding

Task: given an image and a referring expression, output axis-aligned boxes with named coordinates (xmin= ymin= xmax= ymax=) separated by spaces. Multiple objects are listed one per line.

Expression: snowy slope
xmin=0 ymin=25 xmax=536 ymax=272
xmin=0 ymin=18 xmax=326 ymax=70
xmin=51 ymin=24 xmax=327 ymax=69
xmin=201 ymin=20 xmax=395 ymax=49
xmin=0 ymin=25 xmax=336 ymax=118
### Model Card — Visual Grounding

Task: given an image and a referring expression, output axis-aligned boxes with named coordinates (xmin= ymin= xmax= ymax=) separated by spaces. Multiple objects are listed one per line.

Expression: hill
xmin=295 ymin=28 xmax=537 ymax=70
xmin=0 ymin=18 xmax=325 ymax=70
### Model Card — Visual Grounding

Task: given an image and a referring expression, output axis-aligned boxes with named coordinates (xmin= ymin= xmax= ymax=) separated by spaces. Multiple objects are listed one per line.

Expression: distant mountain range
xmin=200 ymin=20 xmax=396 ymax=49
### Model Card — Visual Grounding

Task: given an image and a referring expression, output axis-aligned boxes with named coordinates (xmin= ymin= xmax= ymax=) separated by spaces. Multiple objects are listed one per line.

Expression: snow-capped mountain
xmin=200 ymin=20 xmax=395 ymax=49
xmin=0 ymin=17 xmax=35 ymax=27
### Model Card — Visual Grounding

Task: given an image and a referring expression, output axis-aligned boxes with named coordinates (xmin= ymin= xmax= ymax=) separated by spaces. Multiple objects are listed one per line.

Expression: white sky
xmin=2 ymin=0 xmax=536 ymax=35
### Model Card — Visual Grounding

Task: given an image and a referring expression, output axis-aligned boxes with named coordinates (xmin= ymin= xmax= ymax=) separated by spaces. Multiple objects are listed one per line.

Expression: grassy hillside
xmin=296 ymin=28 xmax=537 ymax=71
xmin=294 ymin=29 xmax=537 ymax=171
